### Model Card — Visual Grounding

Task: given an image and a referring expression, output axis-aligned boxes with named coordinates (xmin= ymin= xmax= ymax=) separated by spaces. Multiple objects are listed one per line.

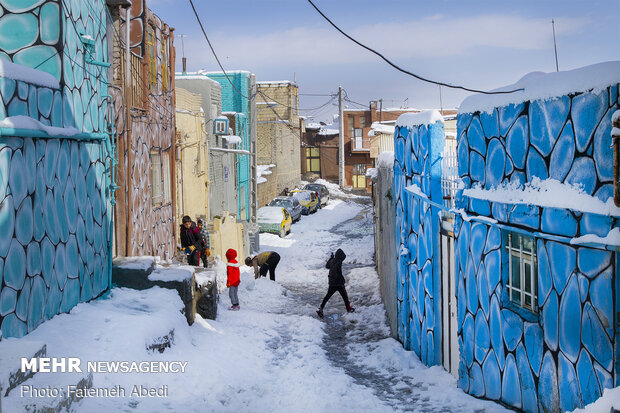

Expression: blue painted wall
xmin=207 ymin=71 xmax=253 ymax=221
xmin=454 ymin=79 xmax=619 ymax=411
xmin=0 ymin=0 xmax=112 ymax=338
xmin=393 ymin=115 xmax=444 ymax=367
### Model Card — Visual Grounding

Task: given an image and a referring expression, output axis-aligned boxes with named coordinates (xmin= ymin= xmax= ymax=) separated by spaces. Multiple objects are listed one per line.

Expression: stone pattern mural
xmin=455 ymin=84 xmax=619 ymax=412
xmin=393 ymin=119 xmax=444 ymax=366
xmin=0 ymin=0 xmax=112 ymax=338
xmin=115 ymin=5 xmax=175 ymax=258
xmin=0 ymin=0 xmax=62 ymax=80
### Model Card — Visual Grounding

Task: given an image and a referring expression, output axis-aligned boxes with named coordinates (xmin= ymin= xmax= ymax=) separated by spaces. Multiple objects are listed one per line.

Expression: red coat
xmin=226 ymin=249 xmax=240 ymax=287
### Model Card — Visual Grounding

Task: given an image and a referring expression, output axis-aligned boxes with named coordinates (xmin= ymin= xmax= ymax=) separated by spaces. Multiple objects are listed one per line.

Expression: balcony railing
xmin=350 ymin=136 xmax=371 ymax=151
xmin=441 ymin=151 xmax=458 ymax=209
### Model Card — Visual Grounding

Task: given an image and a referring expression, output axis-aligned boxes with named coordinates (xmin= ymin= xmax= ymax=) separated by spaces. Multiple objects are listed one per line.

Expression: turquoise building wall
xmin=454 ymin=70 xmax=619 ymax=411
xmin=0 ymin=0 xmax=113 ymax=338
xmin=207 ymin=71 xmax=253 ymax=221
xmin=393 ymin=115 xmax=444 ymax=367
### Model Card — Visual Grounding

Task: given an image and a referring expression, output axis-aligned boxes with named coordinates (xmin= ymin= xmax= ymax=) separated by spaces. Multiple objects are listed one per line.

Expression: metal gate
xmin=441 ymin=217 xmax=459 ymax=378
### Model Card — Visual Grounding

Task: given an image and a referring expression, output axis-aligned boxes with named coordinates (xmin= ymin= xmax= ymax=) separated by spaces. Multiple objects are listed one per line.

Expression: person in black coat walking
xmin=316 ymin=248 xmax=355 ymax=318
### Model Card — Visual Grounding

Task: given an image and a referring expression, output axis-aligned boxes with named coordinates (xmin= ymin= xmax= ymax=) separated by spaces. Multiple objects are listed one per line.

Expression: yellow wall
xmin=175 ymin=88 xmax=209 ymax=228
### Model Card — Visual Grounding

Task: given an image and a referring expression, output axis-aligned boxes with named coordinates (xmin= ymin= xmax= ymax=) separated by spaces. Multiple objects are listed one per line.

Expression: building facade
xmin=256 ymin=80 xmax=301 ymax=202
xmin=300 ymin=120 xmax=339 ymax=182
xmin=107 ymin=0 xmax=176 ymax=258
xmin=174 ymin=73 xmax=238 ymax=222
xmin=174 ymin=87 xmax=209 ymax=226
xmin=0 ymin=0 xmax=113 ymax=337
xmin=206 ymin=71 xmax=256 ymax=223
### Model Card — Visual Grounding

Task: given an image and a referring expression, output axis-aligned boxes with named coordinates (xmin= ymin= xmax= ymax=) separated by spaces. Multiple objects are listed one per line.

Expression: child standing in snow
xmin=316 ymin=248 xmax=355 ymax=318
xmin=226 ymin=248 xmax=241 ymax=310
xmin=196 ymin=219 xmax=210 ymax=268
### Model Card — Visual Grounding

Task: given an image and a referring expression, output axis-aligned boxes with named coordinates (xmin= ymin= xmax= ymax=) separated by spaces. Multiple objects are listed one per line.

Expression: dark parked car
xmin=268 ymin=196 xmax=303 ymax=222
xmin=303 ymin=183 xmax=330 ymax=206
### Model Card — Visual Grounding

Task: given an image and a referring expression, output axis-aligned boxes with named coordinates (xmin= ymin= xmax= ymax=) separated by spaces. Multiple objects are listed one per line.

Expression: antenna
xmin=179 ymin=34 xmax=188 ymax=74
xmin=551 ymin=20 xmax=559 ymax=72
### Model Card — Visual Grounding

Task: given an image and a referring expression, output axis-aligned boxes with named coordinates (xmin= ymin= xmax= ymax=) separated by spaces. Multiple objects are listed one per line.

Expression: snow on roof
xmin=174 ymin=73 xmax=220 ymax=85
xmin=222 ymin=111 xmax=238 ymax=115
xmin=200 ymin=70 xmax=253 ymax=75
xmin=305 ymin=122 xmax=322 ymax=130
xmin=0 ymin=115 xmax=80 ymax=136
xmin=459 ymin=61 xmax=620 ymax=115
xmin=318 ymin=128 xmax=339 ymax=136
xmin=257 ymin=101 xmax=277 ymax=106
xmin=463 ymin=177 xmax=620 ymax=217
xmin=257 ymin=80 xmax=297 ymax=86
xmin=0 ymin=59 xmax=59 ymax=89
xmin=368 ymin=122 xmax=396 ymax=137
xmin=377 ymin=151 xmax=394 ymax=169
xmin=396 ymin=110 xmax=443 ymax=129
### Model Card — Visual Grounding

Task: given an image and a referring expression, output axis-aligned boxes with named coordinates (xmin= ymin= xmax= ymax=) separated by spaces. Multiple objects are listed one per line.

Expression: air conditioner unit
xmin=213 ymin=118 xmax=229 ymax=135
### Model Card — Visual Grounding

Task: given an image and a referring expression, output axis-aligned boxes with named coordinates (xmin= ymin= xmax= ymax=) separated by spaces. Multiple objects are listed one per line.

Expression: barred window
xmin=505 ymin=232 xmax=537 ymax=312
xmin=150 ymin=151 xmax=162 ymax=205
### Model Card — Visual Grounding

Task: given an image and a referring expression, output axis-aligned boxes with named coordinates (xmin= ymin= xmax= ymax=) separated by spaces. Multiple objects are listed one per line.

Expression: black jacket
xmin=180 ymin=223 xmax=201 ymax=250
xmin=326 ymin=248 xmax=346 ymax=286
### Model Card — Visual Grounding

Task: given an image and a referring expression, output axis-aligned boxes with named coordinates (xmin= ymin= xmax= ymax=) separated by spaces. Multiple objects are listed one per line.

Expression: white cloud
xmin=179 ymin=14 xmax=589 ymax=70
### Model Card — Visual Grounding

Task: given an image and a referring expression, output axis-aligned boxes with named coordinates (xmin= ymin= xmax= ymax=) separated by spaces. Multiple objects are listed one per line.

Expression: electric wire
xmin=305 ymin=0 xmax=523 ymax=95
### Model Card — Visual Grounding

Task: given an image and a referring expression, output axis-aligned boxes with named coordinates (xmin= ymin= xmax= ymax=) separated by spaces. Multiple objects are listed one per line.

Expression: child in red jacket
xmin=226 ymin=248 xmax=241 ymax=310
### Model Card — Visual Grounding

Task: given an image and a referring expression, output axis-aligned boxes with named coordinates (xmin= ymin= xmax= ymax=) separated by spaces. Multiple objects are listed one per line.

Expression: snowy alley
xmin=1 ymin=189 xmax=509 ymax=412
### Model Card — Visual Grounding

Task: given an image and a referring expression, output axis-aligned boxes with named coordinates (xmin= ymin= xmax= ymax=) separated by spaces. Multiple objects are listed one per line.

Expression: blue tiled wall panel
xmin=453 ymin=82 xmax=619 ymax=411
xmin=394 ymin=120 xmax=444 ymax=367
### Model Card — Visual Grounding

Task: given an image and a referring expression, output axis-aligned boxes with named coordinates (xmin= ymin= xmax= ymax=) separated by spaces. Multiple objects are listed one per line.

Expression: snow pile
xmin=223 ymin=135 xmax=242 ymax=146
xmin=459 ymin=61 xmax=620 ymax=115
xmin=0 ymin=116 xmax=81 ymax=136
xmin=113 ymin=256 xmax=157 ymax=271
xmin=307 ymin=179 xmax=367 ymax=199
xmin=257 ymin=164 xmax=276 ymax=184
xmin=396 ymin=110 xmax=443 ymax=129
xmin=570 ymin=386 xmax=620 ymax=413
xmin=463 ymin=178 xmax=620 ymax=217
xmin=148 ymin=264 xmax=195 ymax=282
xmin=571 ymin=227 xmax=620 ymax=247
xmin=0 ymin=59 xmax=60 ymax=89
xmin=365 ymin=168 xmax=377 ymax=180
xmin=405 ymin=184 xmax=427 ymax=199
xmin=376 ymin=151 xmax=394 ymax=169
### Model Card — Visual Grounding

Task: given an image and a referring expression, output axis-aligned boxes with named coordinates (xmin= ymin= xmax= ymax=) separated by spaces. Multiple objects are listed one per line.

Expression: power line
xmin=258 ymin=90 xmax=336 ymax=112
xmin=187 ymin=0 xmax=252 ymax=102
xmin=305 ymin=0 xmax=523 ymax=95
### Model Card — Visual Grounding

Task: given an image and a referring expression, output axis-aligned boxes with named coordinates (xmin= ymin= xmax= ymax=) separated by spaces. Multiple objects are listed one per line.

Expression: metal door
xmin=441 ymin=223 xmax=459 ymax=378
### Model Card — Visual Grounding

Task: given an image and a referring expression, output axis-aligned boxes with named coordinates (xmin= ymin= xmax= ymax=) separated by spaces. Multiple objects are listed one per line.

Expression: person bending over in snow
xmin=245 ymin=251 xmax=280 ymax=281
xmin=180 ymin=216 xmax=201 ymax=266
xmin=316 ymin=248 xmax=355 ymax=318
xmin=226 ymin=248 xmax=241 ymax=310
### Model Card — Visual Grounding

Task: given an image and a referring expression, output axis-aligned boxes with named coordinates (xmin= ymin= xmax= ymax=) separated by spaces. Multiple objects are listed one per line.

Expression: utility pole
xmin=551 ymin=19 xmax=559 ymax=72
xmin=438 ymin=85 xmax=443 ymax=112
xmin=178 ymin=34 xmax=187 ymax=74
xmin=338 ymin=86 xmax=345 ymax=188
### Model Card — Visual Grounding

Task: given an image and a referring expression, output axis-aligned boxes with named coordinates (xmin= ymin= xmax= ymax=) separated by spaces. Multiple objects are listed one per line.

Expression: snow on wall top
xmin=0 ymin=59 xmax=59 ymax=89
xmin=223 ymin=135 xmax=242 ymax=146
xmin=459 ymin=60 xmax=620 ymax=115
xmin=0 ymin=116 xmax=80 ymax=136
xmin=396 ymin=110 xmax=443 ymax=129
xmin=369 ymin=122 xmax=396 ymax=136
xmin=257 ymin=80 xmax=297 ymax=86
xmin=174 ymin=74 xmax=220 ymax=86
xmin=377 ymin=151 xmax=394 ymax=169
xmin=463 ymin=177 xmax=620 ymax=217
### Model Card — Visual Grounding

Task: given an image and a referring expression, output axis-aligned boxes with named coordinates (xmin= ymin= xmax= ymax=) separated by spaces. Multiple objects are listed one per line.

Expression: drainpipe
xmin=613 ymin=110 xmax=620 ymax=207
xmin=124 ymin=5 xmax=132 ymax=256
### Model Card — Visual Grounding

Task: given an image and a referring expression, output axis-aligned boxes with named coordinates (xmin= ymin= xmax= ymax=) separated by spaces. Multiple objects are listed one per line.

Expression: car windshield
xmin=292 ymin=191 xmax=312 ymax=201
xmin=304 ymin=185 xmax=321 ymax=192
xmin=269 ymin=199 xmax=291 ymax=208
xmin=257 ymin=208 xmax=283 ymax=221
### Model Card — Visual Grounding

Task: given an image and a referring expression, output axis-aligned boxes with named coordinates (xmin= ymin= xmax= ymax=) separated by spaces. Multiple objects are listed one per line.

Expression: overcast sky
xmin=149 ymin=0 xmax=620 ymax=122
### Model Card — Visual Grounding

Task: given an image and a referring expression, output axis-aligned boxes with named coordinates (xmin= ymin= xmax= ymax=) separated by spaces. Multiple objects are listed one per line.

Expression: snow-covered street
xmin=2 ymin=192 xmax=507 ymax=412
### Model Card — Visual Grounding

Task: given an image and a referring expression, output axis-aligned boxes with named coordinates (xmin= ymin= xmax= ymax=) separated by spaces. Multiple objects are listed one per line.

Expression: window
xmin=147 ymin=26 xmax=156 ymax=89
xmin=161 ymin=36 xmax=168 ymax=92
xmin=348 ymin=115 xmax=355 ymax=137
xmin=162 ymin=150 xmax=171 ymax=203
xmin=505 ymin=233 xmax=537 ymax=312
xmin=150 ymin=151 xmax=162 ymax=205
xmin=306 ymin=147 xmax=320 ymax=172
xmin=360 ymin=116 xmax=366 ymax=128
xmin=354 ymin=128 xmax=363 ymax=150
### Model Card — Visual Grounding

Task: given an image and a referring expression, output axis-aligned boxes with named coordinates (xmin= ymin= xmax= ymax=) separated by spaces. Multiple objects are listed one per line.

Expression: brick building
xmin=256 ymin=81 xmax=301 ymax=204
